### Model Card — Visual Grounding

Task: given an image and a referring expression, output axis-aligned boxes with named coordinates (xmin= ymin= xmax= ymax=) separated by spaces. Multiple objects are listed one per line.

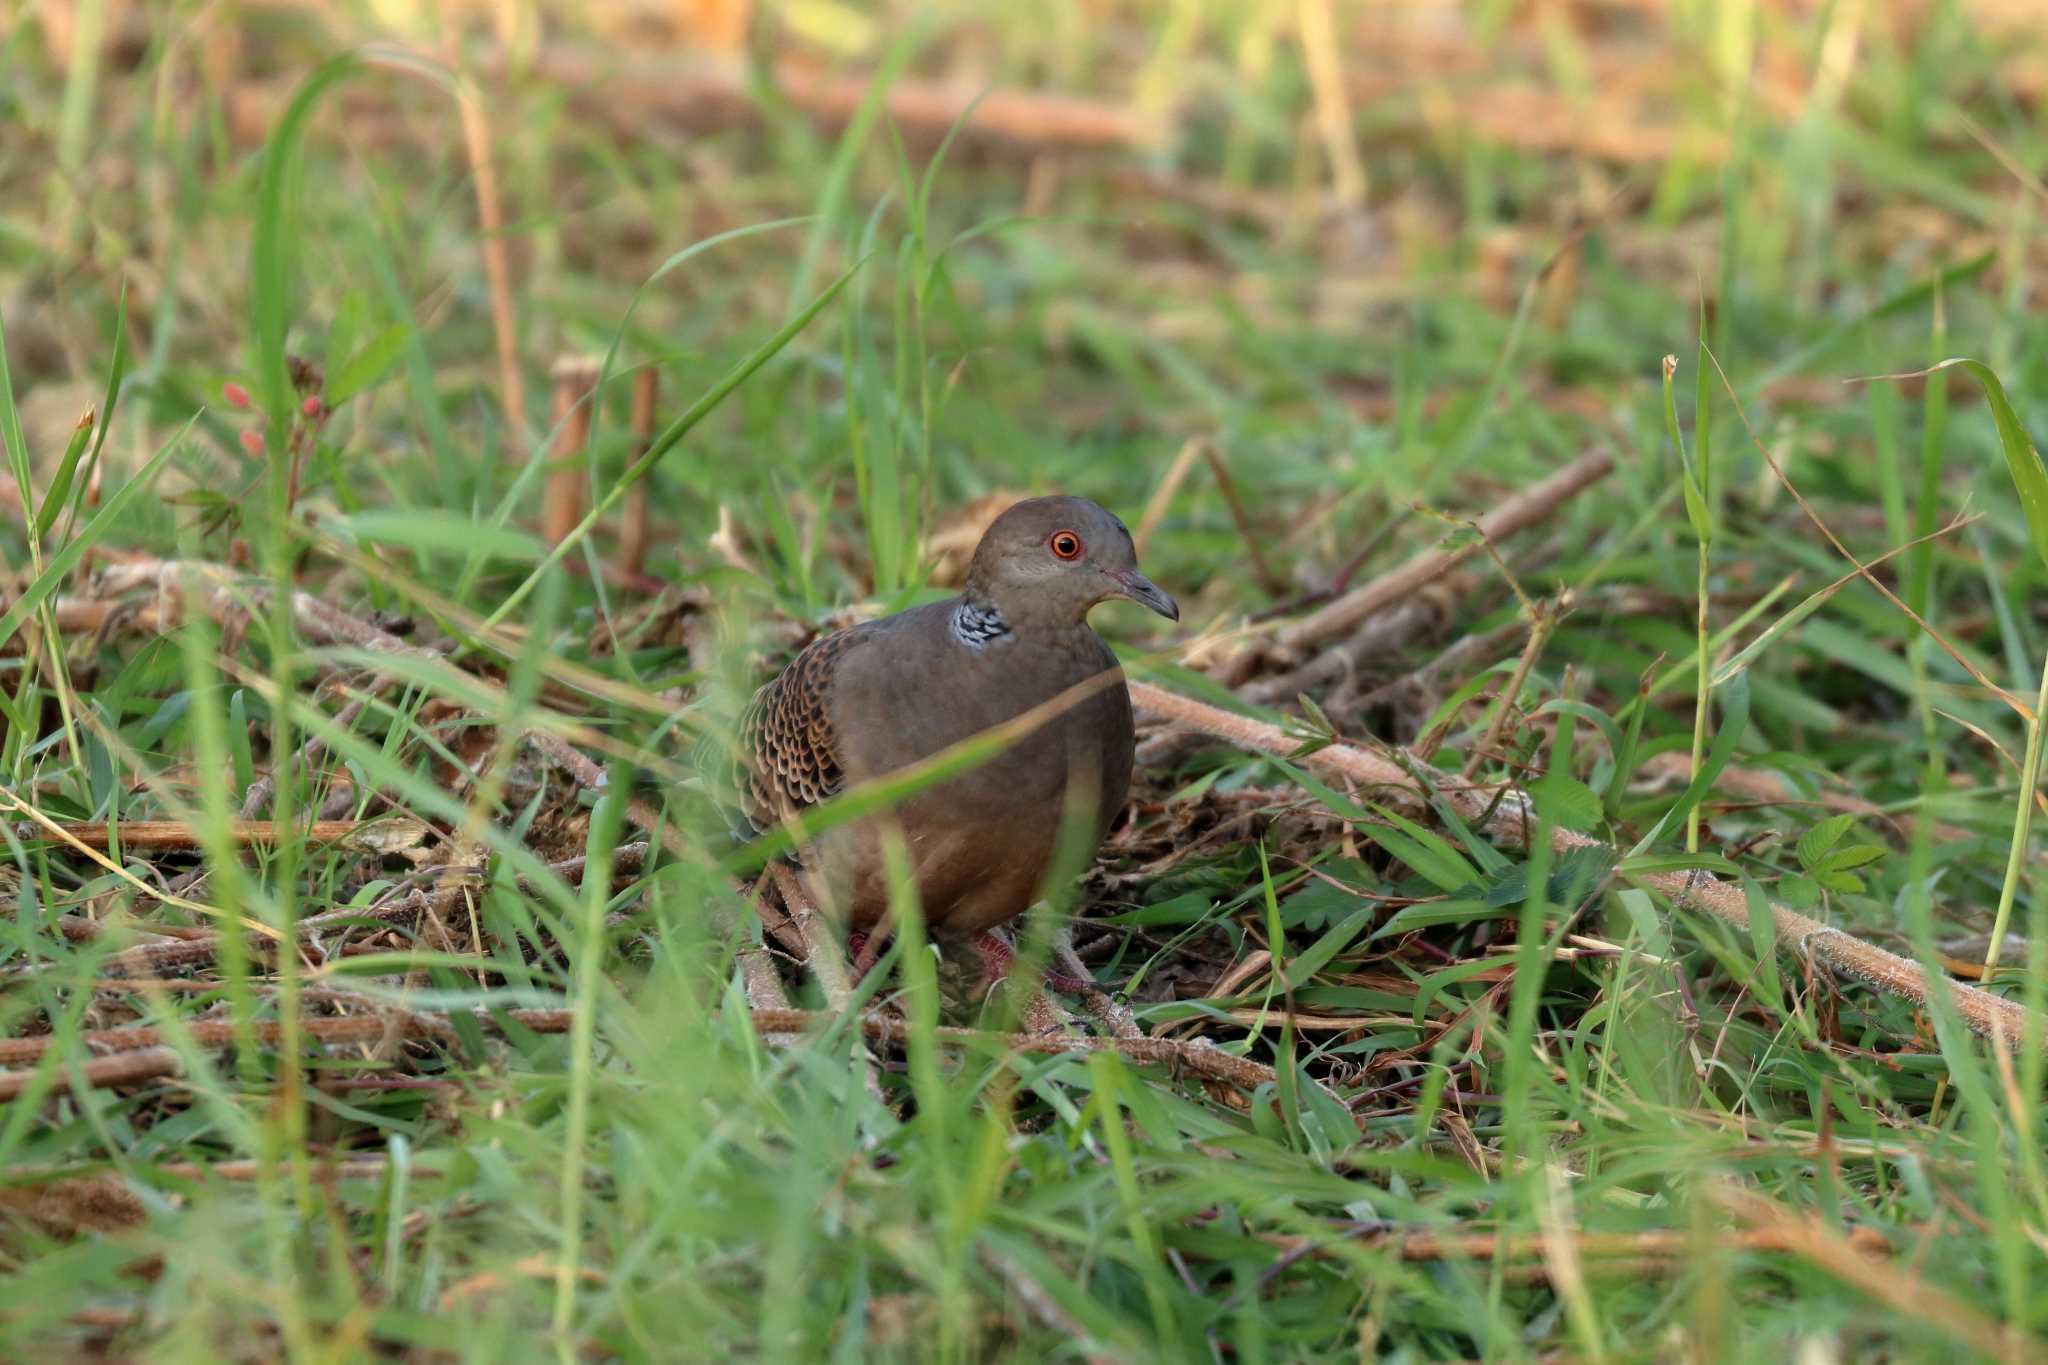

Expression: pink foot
xmin=848 ymin=930 xmax=879 ymax=981
xmin=971 ymin=930 xmax=1096 ymax=994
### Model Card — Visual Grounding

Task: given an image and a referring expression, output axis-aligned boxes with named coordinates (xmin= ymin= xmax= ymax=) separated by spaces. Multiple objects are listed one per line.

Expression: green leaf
xmin=33 ymin=416 xmax=92 ymax=543
xmin=1712 ymin=571 xmax=1842 ymax=687
xmin=37 ymin=287 xmax=127 ymax=542
xmin=1280 ymin=907 xmax=1374 ymax=990
xmin=1694 ymin=300 xmax=1713 ymax=506
xmin=1359 ymin=803 xmax=1481 ymax=894
xmin=252 ymin=55 xmax=363 ymax=444
xmin=1529 ymin=772 xmax=1602 ymax=833
xmin=1604 ymin=662 xmax=1655 ymax=820
xmin=1814 ymin=843 xmax=1885 ymax=876
xmin=1796 ymin=814 xmax=1855 ymax=871
xmin=1535 ymin=699 xmax=1623 ymax=765
xmin=1371 ymin=898 xmax=1507 ymax=940
xmin=326 ymin=289 xmax=367 ymax=378
xmin=324 ymin=321 xmax=412 ymax=406
xmin=332 ymin=509 xmax=543 ymax=562
xmin=1919 ymin=358 xmax=2048 ymax=572
xmin=1662 ymin=354 xmax=1712 ymax=546
xmin=1476 ymin=845 xmax=1616 ymax=909
xmin=1632 ymin=669 xmax=1751 ymax=853
xmin=1779 ymin=874 xmax=1821 ymax=908
xmin=0 ymin=418 xmax=192 ymax=654
xmin=251 ymin=49 xmax=447 ymax=451
xmin=1616 ymin=851 xmax=1746 ymax=879
xmin=0 ymin=307 xmax=34 ymax=525
xmin=1739 ymin=875 xmax=1785 ymax=1003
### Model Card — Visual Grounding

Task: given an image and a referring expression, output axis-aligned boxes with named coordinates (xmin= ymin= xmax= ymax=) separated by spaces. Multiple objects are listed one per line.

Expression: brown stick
xmin=1298 ymin=0 xmax=1367 ymax=209
xmin=152 ymin=1156 xmax=408 ymax=1182
xmin=455 ymin=71 xmax=526 ymax=453
xmin=1345 ymin=613 xmax=1528 ymax=716
xmin=71 ymin=843 xmax=649 ymax=980
xmin=747 ymin=1009 xmax=1283 ymax=1092
xmin=1204 ymin=442 xmax=1288 ymax=597
xmin=1265 ymin=1221 xmax=1890 ymax=1266
xmin=547 ymin=53 xmax=1162 ymax=151
xmin=27 ymin=820 xmax=367 ymax=852
xmin=1264 ymin=450 xmax=1613 ymax=663
xmin=1127 ymin=680 xmax=2036 ymax=1048
xmin=0 ymin=1003 xmax=1279 ymax=1100
xmin=617 ymin=368 xmax=659 ymax=579
xmin=543 ymin=358 xmax=599 ymax=547
xmin=1715 ymin=1188 xmax=2040 ymax=1362
xmin=226 ymin=54 xmax=1163 ymax=159
xmin=1132 ymin=437 xmax=1207 ymax=559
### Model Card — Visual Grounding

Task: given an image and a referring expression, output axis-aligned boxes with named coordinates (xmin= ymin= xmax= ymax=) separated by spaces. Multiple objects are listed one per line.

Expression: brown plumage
xmin=735 ymin=495 xmax=1177 ymax=938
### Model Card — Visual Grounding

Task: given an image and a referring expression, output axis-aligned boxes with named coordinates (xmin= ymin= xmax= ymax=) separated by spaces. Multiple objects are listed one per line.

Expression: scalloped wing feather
xmin=737 ymin=625 xmax=866 ymax=832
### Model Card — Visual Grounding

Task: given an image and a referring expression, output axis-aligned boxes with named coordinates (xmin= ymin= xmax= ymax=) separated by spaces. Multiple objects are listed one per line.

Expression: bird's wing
xmin=737 ymin=624 xmax=868 ymax=833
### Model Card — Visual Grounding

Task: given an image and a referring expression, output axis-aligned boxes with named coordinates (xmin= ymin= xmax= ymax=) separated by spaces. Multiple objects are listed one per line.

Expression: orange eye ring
xmin=1049 ymin=530 xmax=1084 ymax=560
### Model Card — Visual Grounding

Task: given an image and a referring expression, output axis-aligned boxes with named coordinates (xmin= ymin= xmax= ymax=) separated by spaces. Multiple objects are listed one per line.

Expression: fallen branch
xmin=1128 ymin=680 xmax=2035 ymax=1048
xmin=224 ymin=51 xmax=1161 ymax=158
xmin=47 ymin=843 xmax=650 ymax=980
xmin=544 ymin=357 xmax=599 ymax=547
xmin=453 ymin=62 xmax=527 ymax=454
xmin=1241 ymin=451 xmax=1612 ymax=701
xmin=1715 ymin=1186 xmax=2040 ymax=1362
xmin=746 ymin=1009 xmax=1282 ymax=1092
xmin=23 ymin=819 xmax=372 ymax=852
xmin=0 ymin=1003 xmax=1280 ymax=1101
xmin=1263 ymin=1220 xmax=1890 ymax=1266
xmin=617 ymin=368 xmax=659 ymax=579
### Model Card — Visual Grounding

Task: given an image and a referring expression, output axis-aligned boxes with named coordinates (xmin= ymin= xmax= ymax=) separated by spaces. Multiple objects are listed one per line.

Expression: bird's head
xmin=964 ymin=495 xmax=1179 ymax=629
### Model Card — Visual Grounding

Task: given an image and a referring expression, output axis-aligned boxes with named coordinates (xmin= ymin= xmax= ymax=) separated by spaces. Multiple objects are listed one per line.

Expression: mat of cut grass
xmin=6 ymin=3 xmax=2048 ymax=1361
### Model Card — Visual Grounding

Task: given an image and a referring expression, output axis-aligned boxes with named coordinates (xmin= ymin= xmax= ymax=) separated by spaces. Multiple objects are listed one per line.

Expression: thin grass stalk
xmin=174 ymin=571 xmax=312 ymax=1356
xmin=1087 ymin=1050 xmax=1181 ymax=1350
xmin=1686 ymin=330 xmax=1715 ymax=853
xmin=552 ymin=760 xmax=627 ymax=1356
xmin=878 ymin=828 xmax=962 ymax=1350
xmin=1688 ymin=545 xmax=1710 ymax=853
xmin=483 ymin=257 xmax=863 ymax=630
xmin=1984 ymin=652 xmax=2048 ymax=974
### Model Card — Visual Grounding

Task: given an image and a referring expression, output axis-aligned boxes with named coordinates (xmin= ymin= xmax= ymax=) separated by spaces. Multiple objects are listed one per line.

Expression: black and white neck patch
xmin=952 ymin=598 xmax=1012 ymax=648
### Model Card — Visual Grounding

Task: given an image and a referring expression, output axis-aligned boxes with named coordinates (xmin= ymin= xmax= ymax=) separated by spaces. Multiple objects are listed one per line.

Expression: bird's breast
xmin=832 ymin=629 xmax=1132 ymax=818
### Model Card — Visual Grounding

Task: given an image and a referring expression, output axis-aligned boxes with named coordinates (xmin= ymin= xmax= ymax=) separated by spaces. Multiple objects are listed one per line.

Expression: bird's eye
xmin=1049 ymin=530 xmax=1084 ymax=560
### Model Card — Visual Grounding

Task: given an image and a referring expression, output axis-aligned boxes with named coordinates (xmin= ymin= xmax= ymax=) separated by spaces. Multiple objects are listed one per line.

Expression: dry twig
xmin=544 ymin=358 xmax=600 ymax=548
xmin=617 ymin=368 xmax=659 ymax=579
xmin=0 ymin=1002 xmax=1283 ymax=1102
xmin=1239 ymin=451 xmax=1612 ymax=701
xmin=1128 ymin=681 xmax=2035 ymax=1048
xmin=454 ymin=66 xmax=526 ymax=453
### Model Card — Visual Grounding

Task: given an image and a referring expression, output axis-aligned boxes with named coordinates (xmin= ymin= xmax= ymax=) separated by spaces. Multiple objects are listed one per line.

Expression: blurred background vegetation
xmin=4 ymin=1 xmax=2048 ymax=1360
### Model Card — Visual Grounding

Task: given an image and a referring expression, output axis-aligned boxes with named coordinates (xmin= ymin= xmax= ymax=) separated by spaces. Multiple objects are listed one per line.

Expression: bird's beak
xmin=1107 ymin=569 xmax=1179 ymax=622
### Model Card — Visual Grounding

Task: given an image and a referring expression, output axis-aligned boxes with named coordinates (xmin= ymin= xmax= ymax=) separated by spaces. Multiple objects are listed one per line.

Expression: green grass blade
xmin=484 ymin=253 xmax=868 ymax=630
xmin=0 ymin=417 xmax=191 ymax=653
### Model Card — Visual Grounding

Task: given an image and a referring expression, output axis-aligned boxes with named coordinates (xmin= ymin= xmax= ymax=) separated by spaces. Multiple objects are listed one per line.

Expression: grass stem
xmin=1983 ymin=648 xmax=2048 ymax=975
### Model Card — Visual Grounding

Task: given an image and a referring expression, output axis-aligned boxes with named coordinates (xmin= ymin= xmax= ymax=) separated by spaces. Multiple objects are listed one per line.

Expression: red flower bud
xmin=223 ymin=381 xmax=251 ymax=410
xmin=302 ymin=395 xmax=325 ymax=418
xmin=239 ymin=428 xmax=265 ymax=457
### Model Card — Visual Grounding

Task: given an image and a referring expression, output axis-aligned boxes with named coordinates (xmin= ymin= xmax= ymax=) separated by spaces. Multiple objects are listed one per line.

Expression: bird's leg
xmin=1053 ymin=929 xmax=1141 ymax=1040
xmin=717 ymin=882 xmax=791 ymax=1014
xmin=771 ymin=862 xmax=854 ymax=1010
xmin=964 ymin=931 xmax=1068 ymax=1035
xmin=969 ymin=930 xmax=1099 ymax=996
xmin=969 ymin=929 xmax=1014 ymax=979
xmin=847 ymin=908 xmax=894 ymax=982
